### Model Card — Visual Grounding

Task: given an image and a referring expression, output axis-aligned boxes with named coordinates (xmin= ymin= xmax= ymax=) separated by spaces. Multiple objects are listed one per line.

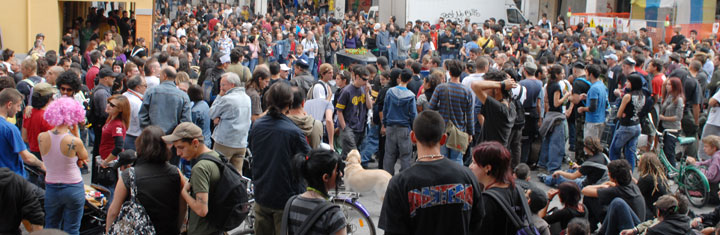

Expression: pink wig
xmin=44 ymin=97 xmax=86 ymax=127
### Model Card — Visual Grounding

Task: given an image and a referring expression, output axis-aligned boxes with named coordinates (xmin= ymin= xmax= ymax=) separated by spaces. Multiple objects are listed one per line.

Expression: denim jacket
xmin=209 ymin=87 xmax=251 ymax=148
xmin=382 ymin=86 xmax=417 ymax=128
xmin=138 ymin=80 xmax=192 ymax=134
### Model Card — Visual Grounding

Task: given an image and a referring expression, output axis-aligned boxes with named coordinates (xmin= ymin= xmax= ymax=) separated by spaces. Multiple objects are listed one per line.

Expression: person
xmin=539 ymin=136 xmax=609 ymax=188
xmin=704 ymin=87 xmax=720 ymax=157
xmin=187 ymin=85 xmax=212 ymax=148
xmin=539 ymin=65 xmax=570 ymax=173
xmin=0 ymin=167 xmax=44 ymax=234
xmin=336 ymin=66 xmax=373 ymax=159
xmin=582 ymin=159 xmax=646 ymax=231
xmin=164 ymin=122 xmax=222 ymax=234
xmin=22 ymin=83 xmax=55 ymax=160
xmin=659 ymin=77 xmax=685 ymax=166
xmin=309 ymin=63 xmax=334 ymax=101
xmin=577 ymin=64 xmax=607 ymax=138
xmin=39 ymin=97 xmax=88 ymax=235
xmin=249 ymin=83 xmax=311 ymax=234
xmin=107 ymin=126 xmax=187 ymax=234
xmin=382 ymin=68 xmax=416 ymax=174
xmin=98 ymin=95 xmax=129 ymax=167
xmin=644 ymin=195 xmax=692 ymax=235
xmin=246 ymin=67 xmax=271 ymax=121
xmin=304 ymin=71 xmax=335 ymax=149
xmin=85 ymin=51 xmax=103 ymax=90
xmin=471 ymin=69 xmax=516 ymax=152
xmin=143 ymin=58 xmax=161 ymax=90
xmin=519 ymin=61 xmax=543 ymax=164
xmin=690 ymin=191 xmax=720 ymax=233
xmin=121 ymin=75 xmax=147 ymax=150
xmin=90 ymin=68 xmax=116 ymax=160
xmin=566 ymin=218 xmax=591 ymax=235
xmin=416 ymin=70 xmax=442 ymax=112
xmin=139 ymin=67 xmax=192 ymax=135
xmin=291 ymin=58 xmax=314 ymax=93
xmin=209 ymin=72 xmax=251 ymax=172
xmin=686 ymin=135 xmax=720 ymax=185
xmin=526 ymin=188 xmax=551 ymax=235
xmin=637 ymin=152 xmax=669 ymax=221
xmin=610 ymin=74 xmax=645 ymax=171
xmin=379 ymin=110 xmax=483 ymax=234
xmin=0 ymin=88 xmax=45 ymax=177
xmin=542 ymin=182 xmax=587 ymax=231
xmin=226 ymin=48 xmax=252 ymax=84
xmin=284 ymin=149 xmax=346 ymax=235
xmin=429 ymin=60 xmax=474 ymax=164
xmin=287 ymin=86 xmax=324 ymax=149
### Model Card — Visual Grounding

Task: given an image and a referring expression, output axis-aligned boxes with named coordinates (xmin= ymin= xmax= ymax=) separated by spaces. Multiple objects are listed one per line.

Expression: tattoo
xmin=53 ymin=129 xmax=59 ymax=134
xmin=198 ymin=197 xmax=208 ymax=205
xmin=68 ymin=139 xmax=76 ymax=151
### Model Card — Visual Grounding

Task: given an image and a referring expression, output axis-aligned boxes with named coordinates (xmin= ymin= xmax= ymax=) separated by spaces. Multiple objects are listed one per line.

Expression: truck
xmin=369 ymin=0 xmax=529 ymax=28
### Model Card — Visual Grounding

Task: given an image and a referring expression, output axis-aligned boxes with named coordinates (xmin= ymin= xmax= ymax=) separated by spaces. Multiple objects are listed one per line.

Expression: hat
xmin=296 ymin=59 xmax=309 ymax=69
xmin=654 ymin=195 xmax=678 ymax=212
xmin=113 ymin=150 xmax=137 ymax=168
xmin=280 ymin=64 xmax=291 ymax=71
xmin=573 ymin=62 xmax=586 ymax=69
xmin=220 ymin=53 xmax=231 ymax=64
xmin=98 ymin=68 xmax=119 ymax=78
xmin=162 ymin=122 xmax=204 ymax=143
xmin=623 ymin=57 xmax=637 ymax=66
xmin=523 ymin=61 xmax=537 ymax=72
xmin=33 ymin=83 xmax=56 ymax=97
xmin=604 ymin=54 xmax=618 ymax=61
xmin=374 ymin=23 xmax=381 ymax=30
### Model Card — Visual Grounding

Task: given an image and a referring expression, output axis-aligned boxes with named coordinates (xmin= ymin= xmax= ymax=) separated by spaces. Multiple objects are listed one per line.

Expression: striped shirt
xmin=429 ymin=82 xmax=474 ymax=133
xmin=288 ymin=197 xmax=346 ymax=235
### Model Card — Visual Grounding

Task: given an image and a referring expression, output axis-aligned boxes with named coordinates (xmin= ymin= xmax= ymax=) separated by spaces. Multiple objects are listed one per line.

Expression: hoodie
xmin=288 ymin=114 xmax=323 ymax=149
xmin=645 ymin=214 xmax=692 ymax=235
xmin=383 ymin=86 xmax=417 ymax=128
xmin=0 ymin=168 xmax=44 ymax=234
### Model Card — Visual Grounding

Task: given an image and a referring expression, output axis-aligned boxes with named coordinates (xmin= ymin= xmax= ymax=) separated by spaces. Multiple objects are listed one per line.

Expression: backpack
xmin=197 ymin=153 xmax=250 ymax=231
xmin=512 ymin=86 xmax=526 ymax=128
xmin=86 ymin=86 xmax=103 ymax=126
xmin=280 ymin=195 xmax=340 ymax=235
xmin=107 ymin=167 xmax=157 ymax=234
xmin=306 ymin=81 xmax=328 ymax=100
xmin=483 ymin=185 xmax=540 ymax=235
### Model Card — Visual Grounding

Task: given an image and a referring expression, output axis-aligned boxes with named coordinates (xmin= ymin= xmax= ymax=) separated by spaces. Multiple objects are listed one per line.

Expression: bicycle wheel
xmin=331 ymin=198 xmax=376 ymax=235
xmin=682 ymin=169 xmax=710 ymax=208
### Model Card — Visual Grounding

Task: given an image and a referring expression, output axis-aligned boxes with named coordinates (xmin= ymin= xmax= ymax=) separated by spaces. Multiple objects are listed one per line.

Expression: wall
xmin=0 ymin=0 xmax=29 ymax=52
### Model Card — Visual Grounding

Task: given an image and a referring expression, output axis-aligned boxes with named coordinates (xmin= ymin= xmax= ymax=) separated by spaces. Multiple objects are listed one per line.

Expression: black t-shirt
xmin=479 ymin=186 xmax=526 ymax=234
xmin=578 ymin=153 xmax=608 ymax=186
xmin=122 ymin=161 xmax=182 ymax=235
xmin=543 ymin=204 xmax=587 ymax=229
xmin=637 ymin=175 xmax=668 ymax=220
xmin=439 ymin=33 xmax=455 ymax=55
xmin=407 ymin=75 xmax=423 ymax=96
xmin=480 ymin=96 xmax=513 ymax=146
xmin=608 ymin=65 xmax=625 ymax=103
xmin=570 ymin=77 xmax=591 ymax=120
xmin=597 ymin=183 xmax=646 ymax=220
xmin=673 ymin=69 xmax=702 ymax=108
xmin=547 ymin=82 xmax=563 ymax=112
xmin=379 ymin=158 xmax=484 ymax=235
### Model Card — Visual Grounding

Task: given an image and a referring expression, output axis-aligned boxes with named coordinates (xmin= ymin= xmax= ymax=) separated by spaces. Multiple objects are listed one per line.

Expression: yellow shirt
xmin=477 ymin=37 xmax=495 ymax=49
xmin=4 ymin=116 xmax=15 ymax=125
xmin=100 ymin=40 xmax=116 ymax=51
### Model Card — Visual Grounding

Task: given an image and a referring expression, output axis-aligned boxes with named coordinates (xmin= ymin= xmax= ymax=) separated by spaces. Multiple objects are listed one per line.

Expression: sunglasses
xmin=59 ymin=87 xmax=74 ymax=93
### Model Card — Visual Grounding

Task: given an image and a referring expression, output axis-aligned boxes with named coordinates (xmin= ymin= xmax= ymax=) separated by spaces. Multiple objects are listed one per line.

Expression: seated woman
xmin=540 ymin=182 xmax=587 ymax=233
xmin=539 ymin=137 xmax=608 ymax=188
xmin=637 ymin=152 xmax=669 ymax=221
xmin=687 ymin=135 xmax=720 ymax=204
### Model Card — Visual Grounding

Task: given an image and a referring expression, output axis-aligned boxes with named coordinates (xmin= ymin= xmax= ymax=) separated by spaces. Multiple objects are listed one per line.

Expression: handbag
xmin=107 ymin=167 xmax=157 ymax=235
xmin=445 ymin=121 xmax=470 ymax=154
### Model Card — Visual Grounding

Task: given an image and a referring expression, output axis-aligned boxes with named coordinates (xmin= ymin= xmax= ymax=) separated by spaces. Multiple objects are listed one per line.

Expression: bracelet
xmin=500 ymin=82 xmax=506 ymax=90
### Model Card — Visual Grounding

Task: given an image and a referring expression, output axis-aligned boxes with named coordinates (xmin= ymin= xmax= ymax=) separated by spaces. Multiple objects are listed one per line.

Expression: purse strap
xmin=127 ymin=167 xmax=138 ymax=201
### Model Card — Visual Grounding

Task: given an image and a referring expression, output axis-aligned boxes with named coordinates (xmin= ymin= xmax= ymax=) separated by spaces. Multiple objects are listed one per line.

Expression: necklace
xmin=416 ymin=154 xmax=444 ymax=162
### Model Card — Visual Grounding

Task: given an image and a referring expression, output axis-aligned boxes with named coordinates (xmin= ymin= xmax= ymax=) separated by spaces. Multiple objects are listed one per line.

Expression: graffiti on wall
xmin=439 ymin=9 xmax=482 ymax=22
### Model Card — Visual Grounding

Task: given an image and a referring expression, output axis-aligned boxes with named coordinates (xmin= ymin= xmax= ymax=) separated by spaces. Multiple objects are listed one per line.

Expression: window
xmin=507 ymin=9 xmax=522 ymax=24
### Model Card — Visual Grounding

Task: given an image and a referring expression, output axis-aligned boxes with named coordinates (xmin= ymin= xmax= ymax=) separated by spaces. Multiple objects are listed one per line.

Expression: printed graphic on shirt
xmin=407 ymin=184 xmax=474 ymax=217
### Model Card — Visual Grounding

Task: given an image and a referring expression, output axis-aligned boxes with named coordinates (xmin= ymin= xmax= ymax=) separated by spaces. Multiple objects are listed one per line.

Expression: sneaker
xmin=537 ymin=173 xmax=548 ymax=183
xmin=537 ymin=167 xmax=549 ymax=174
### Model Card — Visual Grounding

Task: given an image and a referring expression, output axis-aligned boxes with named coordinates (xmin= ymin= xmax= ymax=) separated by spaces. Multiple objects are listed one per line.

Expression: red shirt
xmin=652 ymin=73 xmax=666 ymax=98
xmin=209 ymin=18 xmax=219 ymax=31
xmin=99 ymin=118 xmax=126 ymax=159
xmin=22 ymin=108 xmax=53 ymax=152
xmin=86 ymin=66 xmax=99 ymax=90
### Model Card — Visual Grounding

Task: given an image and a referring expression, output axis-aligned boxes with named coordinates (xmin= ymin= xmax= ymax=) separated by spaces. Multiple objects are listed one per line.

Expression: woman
xmin=659 ymin=77 xmax=684 ymax=166
xmin=610 ymin=74 xmax=645 ymax=171
xmin=344 ymin=28 xmax=358 ymax=49
xmin=416 ymin=70 xmax=443 ymax=112
xmin=248 ymin=36 xmax=259 ymax=72
xmin=540 ymin=136 xmax=608 ymax=188
xmin=40 ymin=97 xmax=88 ymax=235
xmin=98 ymin=95 xmax=130 ymax=166
xmin=112 ymin=60 xmax=124 ymax=74
xmin=247 ymin=67 xmax=271 ymax=121
xmin=540 ymin=182 xmax=587 ymax=231
xmin=687 ymin=135 xmax=720 ymax=184
xmin=637 ymin=152 xmax=669 ymax=220
xmin=539 ymin=65 xmax=571 ymax=173
xmin=285 ymin=149 xmax=347 ymax=235
xmin=84 ymin=41 xmax=98 ymax=67
xmin=188 ymin=84 xmax=211 ymax=148
xmin=472 ymin=141 xmax=531 ymax=234
xmin=106 ymin=126 xmax=187 ymax=234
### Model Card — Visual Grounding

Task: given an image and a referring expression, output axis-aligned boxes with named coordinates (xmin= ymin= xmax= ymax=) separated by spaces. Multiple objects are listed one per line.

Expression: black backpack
xmin=483 ymin=185 xmax=540 ymax=235
xmin=512 ymin=86 xmax=526 ymax=128
xmin=86 ymin=86 xmax=103 ymax=126
xmin=197 ymin=154 xmax=250 ymax=231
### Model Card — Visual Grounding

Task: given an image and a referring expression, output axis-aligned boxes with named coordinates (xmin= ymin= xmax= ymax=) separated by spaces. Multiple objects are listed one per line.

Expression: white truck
xmin=369 ymin=0 xmax=529 ymax=28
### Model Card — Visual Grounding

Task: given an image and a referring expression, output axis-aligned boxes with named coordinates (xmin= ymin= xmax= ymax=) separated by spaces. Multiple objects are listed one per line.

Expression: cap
xmin=573 ymin=62 xmax=586 ymax=69
xmin=220 ymin=53 xmax=231 ymax=64
xmin=36 ymin=33 xmax=45 ymax=38
xmin=654 ymin=195 xmax=678 ymax=211
xmin=604 ymin=54 xmax=618 ymax=61
xmin=623 ymin=57 xmax=637 ymax=66
xmin=296 ymin=59 xmax=309 ymax=69
xmin=33 ymin=83 xmax=56 ymax=97
xmin=374 ymin=23 xmax=381 ymax=30
xmin=114 ymin=149 xmax=137 ymax=168
xmin=523 ymin=61 xmax=537 ymax=72
xmin=98 ymin=68 xmax=119 ymax=78
xmin=280 ymin=64 xmax=291 ymax=71
xmin=162 ymin=122 xmax=204 ymax=143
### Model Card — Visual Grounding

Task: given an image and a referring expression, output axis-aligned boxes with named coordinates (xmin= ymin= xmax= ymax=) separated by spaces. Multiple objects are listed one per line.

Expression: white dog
xmin=343 ymin=150 xmax=392 ymax=201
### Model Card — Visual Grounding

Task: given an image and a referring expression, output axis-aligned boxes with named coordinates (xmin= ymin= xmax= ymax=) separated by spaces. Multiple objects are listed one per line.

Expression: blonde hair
xmin=702 ymin=135 xmax=720 ymax=151
xmin=176 ymin=71 xmax=190 ymax=85
xmin=638 ymin=152 xmax=669 ymax=195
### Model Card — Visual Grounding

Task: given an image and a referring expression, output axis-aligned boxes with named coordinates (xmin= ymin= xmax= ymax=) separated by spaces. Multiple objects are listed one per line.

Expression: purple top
xmin=697 ymin=150 xmax=720 ymax=183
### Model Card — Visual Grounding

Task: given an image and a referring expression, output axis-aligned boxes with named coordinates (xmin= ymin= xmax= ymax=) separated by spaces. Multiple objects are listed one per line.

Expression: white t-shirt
xmin=145 ymin=76 xmax=160 ymax=90
xmin=707 ymin=90 xmax=720 ymax=127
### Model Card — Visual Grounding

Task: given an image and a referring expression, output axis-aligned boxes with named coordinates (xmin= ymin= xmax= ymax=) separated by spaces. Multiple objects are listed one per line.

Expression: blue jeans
xmin=441 ymin=145 xmax=464 ymax=165
xmin=568 ymin=120 xmax=576 ymax=150
xmin=45 ymin=182 xmax=85 ymax=235
xmin=249 ymin=58 xmax=258 ymax=74
xmin=542 ymin=169 xmax=585 ymax=188
xmin=359 ymin=124 xmax=380 ymax=167
xmin=441 ymin=54 xmax=456 ymax=62
xmin=609 ymin=124 xmax=641 ymax=171
xmin=598 ymin=198 xmax=641 ymax=235
xmin=539 ymin=123 xmax=566 ymax=172
xmin=307 ymin=57 xmax=317 ymax=78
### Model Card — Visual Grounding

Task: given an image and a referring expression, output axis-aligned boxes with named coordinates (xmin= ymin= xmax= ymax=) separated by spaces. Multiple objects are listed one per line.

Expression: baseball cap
xmin=113 ymin=149 xmax=137 ymax=168
xmin=220 ymin=53 xmax=231 ymax=64
xmin=98 ymin=68 xmax=119 ymax=78
xmin=296 ymin=59 xmax=310 ymax=69
xmin=654 ymin=195 xmax=678 ymax=212
xmin=523 ymin=61 xmax=537 ymax=72
xmin=280 ymin=64 xmax=291 ymax=71
xmin=604 ymin=54 xmax=618 ymax=61
xmin=33 ymin=83 xmax=56 ymax=97
xmin=162 ymin=122 xmax=204 ymax=143
xmin=573 ymin=62 xmax=586 ymax=69
xmin=623 ymin=57 xmax=637 ymax=66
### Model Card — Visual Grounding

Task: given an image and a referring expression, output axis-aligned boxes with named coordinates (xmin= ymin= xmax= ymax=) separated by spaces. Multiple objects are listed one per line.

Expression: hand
xmin=552 ymin=171 xmax=561 ymax=178
xmin=503 ymin=79 xmax=517 ymax=90
xmin=619 ymin=229 xmax=635 ymax=235
xmin=578 ymin=107 xmax=585 ymax=114
xmin=380 ymin=126 xmax=386 ymax=136
xmin=547 ymin=188 xmax=558 ymax=198
xmin=687 ymin=157 xmax=697 ymax=165
xmin=691 ymin=217 xmax=702 ymax=227
xmin=77 ymin=159 xmax=88 ymax=168
xmin=701 ymin=227 xmax=715 ymax=235
xmin=24 ymin=106 xmax=32 ymax=119
xmin=182 ymin=181 xmax=192 ymax=195
xmin=603 ymin=181 xmax=616 ymax=187
xmin=580 ymin=93 xmax=587 ymax=100
xmin=100 ymin=159 xmax=108 ymax=168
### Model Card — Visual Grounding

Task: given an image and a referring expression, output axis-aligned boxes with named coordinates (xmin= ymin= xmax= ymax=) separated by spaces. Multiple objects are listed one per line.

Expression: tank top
xmin=620 ymin=93 xmax=644 ymax=126
xmin=44 ymin=131 xmax=82 ymax=184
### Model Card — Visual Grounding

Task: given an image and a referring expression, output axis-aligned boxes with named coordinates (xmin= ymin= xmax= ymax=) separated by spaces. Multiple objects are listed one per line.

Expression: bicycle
xmin=232 ymin=175 xmax=256 ymax=235
xmin=329 ymin=191 xmax=377 ymax=235
xmin=650 ymin=117 xmax=710 ymax=207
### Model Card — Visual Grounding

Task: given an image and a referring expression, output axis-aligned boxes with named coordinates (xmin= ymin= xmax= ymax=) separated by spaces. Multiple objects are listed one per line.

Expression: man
xmin=139 ymin=67 xmax=192 ymax=135
xmin=382 ymin=68 xmax=417 ymax=175
xmin=90 ymin=68 xmax=116 ymax=160
xmin=568 ymin=62 xmax=592 ymax=162
xmin=45 ymin=66 xmax=64 ymax=86
xmin=439 ymin=27 xmax=456 ymax=61
xmin=379 ymin=110 xmax=483 ymax=234
xmin=248 ymin=83 xmax=311 ymax=234
xmin=647 ymin=59 xmax=666 ymax=102
xmin=165 ymin=122 xmax=222 ymax=235
xmin=0 ymin=88 xmax=45 ymax=177
xmin=336 ymin=66 xmax=373 ymax=160
xmin=577 ymin=64 xmax=607 ymax=138
xmin=308 ymin=63 xmax=334 ymax=101
xmin=208 ymin=72 xmax=251 ymax=172
xmin=605 ymin=54 xmax=624 ymax=103
xmin=376 ymin=23 xmax=391 ymax=62
xmin=268 ymin=61 xmax=291 ymax=88
xmin=470 ymin=70 xmax=517 ymax=159
xmin=430 ymin=60 xmax=474 ymax=165
xmin=301 ymin=31 xmax=319 ymax=77
xmin=99 ymin=31 xmax=116 ymax=51
xmin=519 ymin=61 xmax=543 ymax=164
xmin=226 ymin=48 xmax=252 ymax=83
xmin=121 ymin=75 xmax=146 ymax=150
xmin=143 ymin=58 xmax=161 ymax=89
xmin=16 ymin=59 xmax=44 ymax=105
xmin=0 ymin=167 xmax=44 ymax=234
xmin=287 ymin=86 xmax=324 ymax=148
xmin=669 ymin=67 xmax=702 ymax=148
xmin=582 ymin=159 xmax=646 ymax=231
xmin=406 ymin=62 xmax=423 ymax=96
xmin=291 ymin=58 xmax=314 ymax=93
xmin=639 ymin=28 xmax=652 ymax=51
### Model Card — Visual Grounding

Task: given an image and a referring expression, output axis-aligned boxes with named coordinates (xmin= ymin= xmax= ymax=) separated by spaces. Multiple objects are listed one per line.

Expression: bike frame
xmin=331 ymin=192 xmax=372 ymax=218
xmin=657 ymin=135 xmax=710 ymax=193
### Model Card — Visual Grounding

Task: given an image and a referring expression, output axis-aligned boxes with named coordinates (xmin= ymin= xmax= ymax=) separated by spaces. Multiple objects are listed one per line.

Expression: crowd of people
xmin=5 ymin=0 xmax=720 ymax=234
